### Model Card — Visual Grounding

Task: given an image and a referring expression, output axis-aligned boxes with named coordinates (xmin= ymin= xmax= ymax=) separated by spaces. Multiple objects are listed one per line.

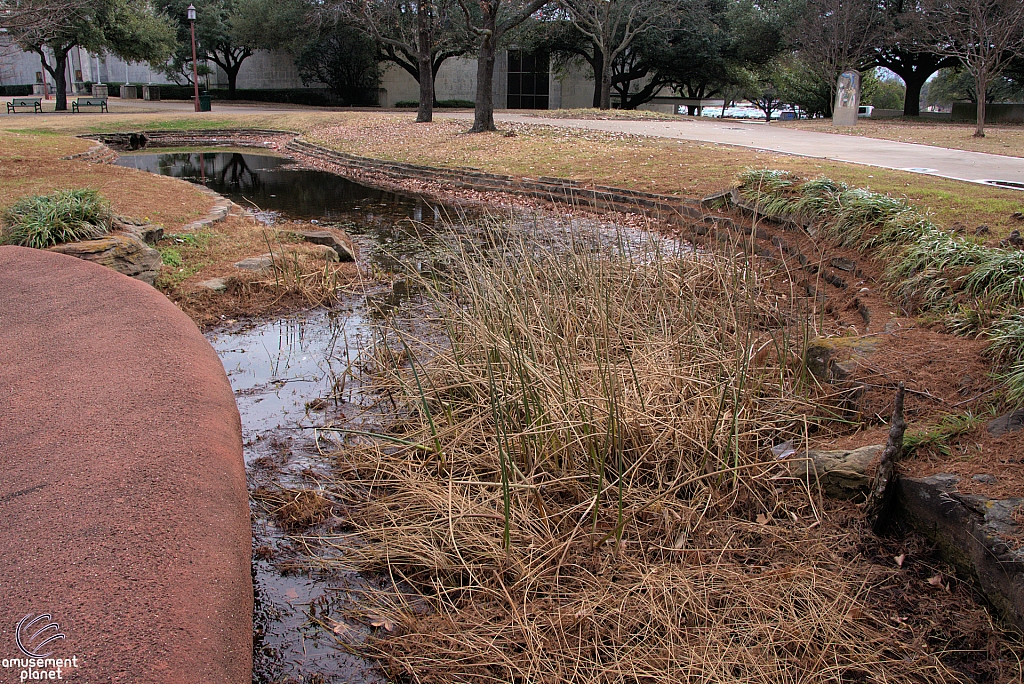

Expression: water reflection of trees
xmin=217 ymin=153 xmax=263 ymax=193
xmin=152 ymin=152 xmax=263 ymax=193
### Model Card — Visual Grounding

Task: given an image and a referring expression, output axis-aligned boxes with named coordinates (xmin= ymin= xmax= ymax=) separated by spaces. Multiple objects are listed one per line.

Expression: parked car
xmin=858 ymin=105 xmax=874 ymax=118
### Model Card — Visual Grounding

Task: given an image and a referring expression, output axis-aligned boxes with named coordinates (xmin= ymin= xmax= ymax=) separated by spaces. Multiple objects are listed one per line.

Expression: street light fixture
xmin=187 ymin=4 xmax=199 ymax=113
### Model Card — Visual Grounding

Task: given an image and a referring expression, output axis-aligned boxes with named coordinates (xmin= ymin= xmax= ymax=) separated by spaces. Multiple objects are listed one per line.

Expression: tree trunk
xmin=591 ymin=51 xmax=603 ymax=108
xmin=599 ymin=58 xmax=612 ymax=110
xmin=975 ymin=71 xmax=987 ymax=137
xmin=226 ymin=68 xmax=237 ymax=98
xmin=52 ymin=50 xmax=69 ymax=112
xmin=469 ymin=25 xmax=498 ymax=132
xmin=902 ymin=71 xmax=927 ymax=117
xmin=416 ymin=4 xmax=433 ymax=123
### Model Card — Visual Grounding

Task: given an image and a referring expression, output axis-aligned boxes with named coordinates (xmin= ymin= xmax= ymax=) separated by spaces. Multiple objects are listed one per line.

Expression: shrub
xmin=0 ymin=85 xmax=34 ymax=97
xmin=0 ymin=189 xmax=113 ymax=248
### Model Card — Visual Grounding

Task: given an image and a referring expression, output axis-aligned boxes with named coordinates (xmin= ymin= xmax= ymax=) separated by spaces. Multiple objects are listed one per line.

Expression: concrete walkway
xmin=0 ymin=247 xmax=252 ymax=683
xmin=441 ymin=112 xmax=1024 ymax=188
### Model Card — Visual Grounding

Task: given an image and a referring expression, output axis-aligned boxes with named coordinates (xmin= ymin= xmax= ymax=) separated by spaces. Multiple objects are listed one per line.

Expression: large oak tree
xmin=457 ymin=0 xmax=550 ymax=131
xmin=7 ymin=0 xmax=174 ymax=110
xmin=333 ymin=0 xmax=474 ymax=122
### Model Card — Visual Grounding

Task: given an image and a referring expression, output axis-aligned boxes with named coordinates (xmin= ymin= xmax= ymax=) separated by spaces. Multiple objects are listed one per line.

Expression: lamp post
xmin=188 ymin=4 xmax=200 ymax=112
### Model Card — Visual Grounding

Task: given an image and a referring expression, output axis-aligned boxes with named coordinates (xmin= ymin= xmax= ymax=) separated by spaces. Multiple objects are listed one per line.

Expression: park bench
xmin=6 ymin=97 xmax=42 ymax=113
xmin=72 ymin=96 xmax=108 ymax=113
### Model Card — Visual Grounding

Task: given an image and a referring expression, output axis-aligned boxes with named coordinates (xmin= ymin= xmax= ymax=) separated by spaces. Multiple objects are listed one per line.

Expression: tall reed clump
xmin=0 ymin=188 xmax=112 ymax=248
xmin=737 ymin=169 xmax=1024 ymax=400
xmin=315 ymin=220 xmax=976 ymax=683
xmin=254 ymin=233 xmax=351 ymax=306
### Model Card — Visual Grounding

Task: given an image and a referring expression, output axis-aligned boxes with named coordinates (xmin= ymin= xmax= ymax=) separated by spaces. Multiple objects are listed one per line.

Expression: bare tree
xmin=558 ymin=0 xmax=675 ymax=109
xmin=457 ymin=0 xmax=550 ymax=132
xmin=333 ymin=0 xmax=473 ymax=122
xmin=926 ymin=0 xmax=1024 ymax=136
xmin=791 ymin=0 xmax=886 ymax=110
xmin=0 ymin=0 xmax=88 ymax=48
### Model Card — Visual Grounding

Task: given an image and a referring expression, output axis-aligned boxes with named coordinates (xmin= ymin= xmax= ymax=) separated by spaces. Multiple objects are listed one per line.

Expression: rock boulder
xmin=898 ymin=474 xmax=1024 ymax=631
xmin=786 ymin=444 xmax=882 ymax=499
xmin=48 ymin=234 xmax=161 ymax=286
xmin=289 ymin=228 xmax=356 ymax=262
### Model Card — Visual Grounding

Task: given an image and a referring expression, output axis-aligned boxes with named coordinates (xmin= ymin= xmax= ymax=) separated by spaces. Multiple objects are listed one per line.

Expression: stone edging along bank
xmin=84 ymin=128 xmax=1024 ymax=631
xmin=285 ymin=138 xmax=706 ymax=224
xmin=796 ymin=447 xmax=1024 ymax=631
xmin=84 ymin=130 xmax=708 ymax=225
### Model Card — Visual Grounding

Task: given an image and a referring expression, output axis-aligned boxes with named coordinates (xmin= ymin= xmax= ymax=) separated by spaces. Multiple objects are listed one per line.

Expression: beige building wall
xmin=380 ymin=64 xmax=419 ymax=106
xmin=380 ymin=57 xmax=479 ymax=107
xmin=556 ymin=62 xmax=596 ymax=109
xmin=232 ymin=50 xmax=306 ymax=90
xmin=436 ymin=57 xmax=479 ymax=103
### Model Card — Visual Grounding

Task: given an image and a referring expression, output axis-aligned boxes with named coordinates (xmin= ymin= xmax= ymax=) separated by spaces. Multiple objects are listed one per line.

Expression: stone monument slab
xmin=833 ymin=70 xmax=860 ymax=127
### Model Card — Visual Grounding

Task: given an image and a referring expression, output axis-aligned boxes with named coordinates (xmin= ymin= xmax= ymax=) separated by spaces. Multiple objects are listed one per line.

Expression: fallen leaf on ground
xmin=370 ymin=616 xmax=397 ymax=632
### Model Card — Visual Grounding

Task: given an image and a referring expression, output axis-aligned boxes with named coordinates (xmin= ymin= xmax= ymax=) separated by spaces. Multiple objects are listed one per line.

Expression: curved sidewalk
xmin=445 ymin=112 xmax=1024 ymax=188
xmin=0 ymin=247 xmax=251 ymax=683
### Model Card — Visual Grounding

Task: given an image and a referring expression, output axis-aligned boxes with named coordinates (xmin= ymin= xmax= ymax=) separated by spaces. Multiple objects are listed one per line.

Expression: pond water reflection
xmin=118 ymin=151 xmax=466 ymax=270
xmin=118 ymin=151 xmax=442 ymax=223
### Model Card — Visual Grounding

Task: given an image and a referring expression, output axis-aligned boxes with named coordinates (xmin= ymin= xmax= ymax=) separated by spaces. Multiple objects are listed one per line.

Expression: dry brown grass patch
xmin=253 ymin=485 xmax=335 ymax=531
xmin=5 ymin=113 xmax=1022 ymax=236
xmin=304 ymin=115 xmax=1024 ymax=238
xmin=0 ymin=131 xmax=211 ymax=229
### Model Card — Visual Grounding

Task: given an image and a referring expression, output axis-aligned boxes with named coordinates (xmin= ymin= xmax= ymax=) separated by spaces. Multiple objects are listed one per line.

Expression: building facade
xmin=0 ymin=36 xmax=597 ymax=109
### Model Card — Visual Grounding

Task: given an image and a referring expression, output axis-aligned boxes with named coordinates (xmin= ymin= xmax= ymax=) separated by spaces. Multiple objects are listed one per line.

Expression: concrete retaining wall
xmin=952 ymin=101 xmax=1024 ymax=124
xmin=285 ymin=137 xmax=706 ymax=224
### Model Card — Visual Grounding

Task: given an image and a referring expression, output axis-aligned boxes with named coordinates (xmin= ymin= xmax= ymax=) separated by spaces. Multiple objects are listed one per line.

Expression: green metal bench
xmin=6 ymin=97 xmax=42 ymax=113
xmin=72 ymin=97 xmax=108 ymax=113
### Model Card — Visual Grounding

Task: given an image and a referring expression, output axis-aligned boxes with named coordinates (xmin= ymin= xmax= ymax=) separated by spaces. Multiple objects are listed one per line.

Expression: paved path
xmin=0 ymin=247 xmax=252 ymax=683
xmin=442 ymin=112 xmax=1024 ymax=188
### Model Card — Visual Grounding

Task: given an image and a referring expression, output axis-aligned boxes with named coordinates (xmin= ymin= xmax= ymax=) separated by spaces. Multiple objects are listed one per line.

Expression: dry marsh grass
xmin=306 ymin=221 xmax=1016 ymax=682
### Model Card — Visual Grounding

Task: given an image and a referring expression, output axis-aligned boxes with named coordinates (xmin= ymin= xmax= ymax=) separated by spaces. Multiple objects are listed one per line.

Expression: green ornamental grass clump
xmin=737 ymin=168 xmax=1024 ymax=400
xmin=0 ymin=188 xmax=113 ymax=248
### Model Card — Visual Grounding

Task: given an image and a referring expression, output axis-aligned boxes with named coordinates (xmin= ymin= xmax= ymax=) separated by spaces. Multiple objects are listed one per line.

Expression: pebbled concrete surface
xmin=0 ymin=246 xmax=251 ymax=683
